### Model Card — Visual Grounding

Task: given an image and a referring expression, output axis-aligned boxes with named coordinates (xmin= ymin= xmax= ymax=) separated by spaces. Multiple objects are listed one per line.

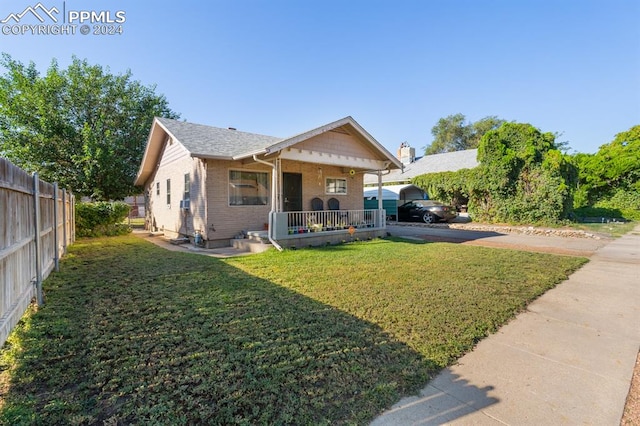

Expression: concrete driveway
xmin=386 ymin=222 xmax=610 ymax=257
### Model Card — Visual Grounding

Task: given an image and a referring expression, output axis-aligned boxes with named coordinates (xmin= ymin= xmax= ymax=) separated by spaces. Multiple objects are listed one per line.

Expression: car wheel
xmin=422 ymin=212 xmax=435 ymax=223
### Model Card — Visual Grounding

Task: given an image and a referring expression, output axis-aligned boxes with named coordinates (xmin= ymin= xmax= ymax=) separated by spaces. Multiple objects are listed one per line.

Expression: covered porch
xmin=244 ymin=117 xmax=402 ymax=249
xmin=257 ymin=157 xmax=391 ymax=249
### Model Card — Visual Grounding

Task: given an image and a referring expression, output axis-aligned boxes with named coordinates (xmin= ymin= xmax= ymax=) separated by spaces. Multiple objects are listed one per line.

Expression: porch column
xmin=276 ymin=158 xmax=282 ymax=212
xmin=377 ymin=171 xmax=384 ymax=226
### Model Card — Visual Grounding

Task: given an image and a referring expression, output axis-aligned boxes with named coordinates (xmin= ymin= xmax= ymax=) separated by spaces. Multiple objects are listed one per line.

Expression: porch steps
xmin=246 ymin=230 xmax=270 ymax=243
xmin=232 ymin=233 xmax=272 ymax=254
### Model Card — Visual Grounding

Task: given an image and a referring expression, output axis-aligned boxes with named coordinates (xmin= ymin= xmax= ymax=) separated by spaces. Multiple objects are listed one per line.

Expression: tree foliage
xmin=412 ymin=168 xmax=478 ymax=208
xmin=414 ymin=122 xmax=576 ymax=224
xmin=472 ymin=123 xmax=575 ymax=223
xmin=573 ymin=125 xmax=640 ymax=205
xmin=0 ymin=54 xmax=179 ymax=200
xmin=572 ymin=125 xmax=640 ymax=219
xmin=424 ymin=113 xmax=504 ymax=155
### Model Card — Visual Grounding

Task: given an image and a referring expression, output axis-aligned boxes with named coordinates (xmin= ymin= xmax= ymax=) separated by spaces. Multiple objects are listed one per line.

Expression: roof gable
xmin=265 ymin=116 xmax=397 ymax=162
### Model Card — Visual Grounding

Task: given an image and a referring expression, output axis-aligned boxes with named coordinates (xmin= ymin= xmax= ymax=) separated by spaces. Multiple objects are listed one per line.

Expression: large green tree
xmin=424 ymin=113 xmax=504 ymax=155
xmin=0 ymin=54 xmax=179 ymax=200
xmin=471 ymin=122 xmax=575 ymax=223
xmin=573 ymin=125 xmax=640 ymax=205
xmin=571 ymin=125 xmax=640 ymax=219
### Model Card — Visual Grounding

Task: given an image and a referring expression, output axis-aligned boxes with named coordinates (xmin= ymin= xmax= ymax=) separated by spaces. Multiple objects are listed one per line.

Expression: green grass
xmin=121 ymin=217 xmax=145 ymax=228
xmin=0 ymin=236 xmax=587 ymax=425
xmin=568 ymin=221 xmax=637 ymax=238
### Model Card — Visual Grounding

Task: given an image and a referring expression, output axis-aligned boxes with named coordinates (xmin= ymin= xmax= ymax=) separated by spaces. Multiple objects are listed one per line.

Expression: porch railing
xmin=272 ymin=209 xmax=384 ymax=239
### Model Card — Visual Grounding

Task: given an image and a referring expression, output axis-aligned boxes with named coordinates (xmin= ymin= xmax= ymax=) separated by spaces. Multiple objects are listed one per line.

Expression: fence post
xmin=62 ymin=189 xmax=68 ymax=254
xmin=32 ymin=173 xmax=44 ymax=306
xmin=53 ymin=182 xmax=60 ymax=272
xmin=71 ymin=194 xmax=76 ymax=243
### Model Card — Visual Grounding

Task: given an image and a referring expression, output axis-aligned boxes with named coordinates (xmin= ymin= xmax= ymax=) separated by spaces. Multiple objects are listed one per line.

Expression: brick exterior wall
xmin=280 ymin=161 xmax=364 ymax=211
xmin=204 ymin=159 xmax=272 ymax=243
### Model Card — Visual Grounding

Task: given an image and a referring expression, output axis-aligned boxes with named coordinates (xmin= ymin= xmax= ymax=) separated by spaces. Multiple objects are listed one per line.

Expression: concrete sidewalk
xmin=372 ymin=226 xmax=640 ymax=425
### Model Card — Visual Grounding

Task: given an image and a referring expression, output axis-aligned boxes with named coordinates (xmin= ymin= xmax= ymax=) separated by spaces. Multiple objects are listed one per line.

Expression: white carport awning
xmin=363 ymin=184 xmax=426 ymax=201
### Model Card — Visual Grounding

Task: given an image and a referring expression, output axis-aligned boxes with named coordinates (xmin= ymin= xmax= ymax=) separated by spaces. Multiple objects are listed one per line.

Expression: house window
xmin=166 ymin=179 xmax=171 ymax=205
xmin=326 ymin=177 xmax=347 ymax=195
xmin=183 ymin=173 xmax=190 ymax=200
xmin=156 ymin=182 xmax=160 ymax=196
xmin=229 ymin=170 xmax=269 ymax=206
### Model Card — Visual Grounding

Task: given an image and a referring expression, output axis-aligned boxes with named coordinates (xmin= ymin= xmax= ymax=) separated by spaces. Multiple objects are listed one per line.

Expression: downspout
xmin=253 ymin=155 xmax=283 ymax=251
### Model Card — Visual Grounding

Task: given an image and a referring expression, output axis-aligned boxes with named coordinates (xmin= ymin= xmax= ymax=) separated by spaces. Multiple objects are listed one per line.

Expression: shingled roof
xmin=364 ymin=148 xmax=479 ymax=185
xmin=155 ymin=117 xmax=283 ymax=159
xmin=135 ymin=116 xmax=403 ymax=186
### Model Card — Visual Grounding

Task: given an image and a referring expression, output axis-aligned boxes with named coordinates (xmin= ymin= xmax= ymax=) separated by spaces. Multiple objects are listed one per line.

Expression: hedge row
xmin=76 ymin=201 xmax=131 ymax=237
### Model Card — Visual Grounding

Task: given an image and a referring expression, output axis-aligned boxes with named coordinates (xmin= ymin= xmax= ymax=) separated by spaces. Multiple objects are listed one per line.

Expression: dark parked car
xmin=397 ymin=200 xmax=457 ymax=223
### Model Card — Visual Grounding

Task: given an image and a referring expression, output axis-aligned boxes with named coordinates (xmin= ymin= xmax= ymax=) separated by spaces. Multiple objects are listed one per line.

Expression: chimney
xmin=397 ymin=142 xmax=415 ymax=165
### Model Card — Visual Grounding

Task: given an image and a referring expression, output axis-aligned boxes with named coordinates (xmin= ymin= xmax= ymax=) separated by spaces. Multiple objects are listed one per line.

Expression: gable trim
xmin=263 ymin=116 xmax=402 ymax=170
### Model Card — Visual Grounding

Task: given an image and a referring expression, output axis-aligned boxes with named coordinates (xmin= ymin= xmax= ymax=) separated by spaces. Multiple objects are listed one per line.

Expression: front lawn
xmin=0 ymin=235 xmax=586 ymax=424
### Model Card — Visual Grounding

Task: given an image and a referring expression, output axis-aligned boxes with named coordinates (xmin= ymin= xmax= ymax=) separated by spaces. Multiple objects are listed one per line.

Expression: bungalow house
xmin=134 ymin=116 xmax=402 ymax=249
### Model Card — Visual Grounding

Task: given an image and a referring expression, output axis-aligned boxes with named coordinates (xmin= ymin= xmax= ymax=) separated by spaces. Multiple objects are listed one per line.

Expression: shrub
xmin=412 ymin=168 xmax=478 ymax=209
xmin=76 ymin=201 xmax=131 ymax=237
xmin=471 ymin=123 xmax=574 ymax=224
xmin=593 ymin=189 xmax=640 ymax=221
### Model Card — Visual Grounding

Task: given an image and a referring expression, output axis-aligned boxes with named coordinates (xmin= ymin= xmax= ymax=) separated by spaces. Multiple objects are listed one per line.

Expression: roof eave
xmin=232 ymin=148 xmax=269 ymax=161
xmin=190 ymin=153 xmax=234 ymax=161
xmin=134 ymin=117 xmax=165 ymax=186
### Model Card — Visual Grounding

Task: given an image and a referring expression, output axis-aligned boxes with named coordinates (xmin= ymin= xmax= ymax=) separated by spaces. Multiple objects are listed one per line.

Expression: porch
xmin=269 ymin=208 xmax=386 ymax=248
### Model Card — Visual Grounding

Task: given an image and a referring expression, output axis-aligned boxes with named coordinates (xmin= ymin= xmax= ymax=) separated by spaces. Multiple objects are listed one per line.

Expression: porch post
xmin=377 ymin=170 xmax=384 ymax=226
xmin=276 ymin=158 xmax=282 ymax=212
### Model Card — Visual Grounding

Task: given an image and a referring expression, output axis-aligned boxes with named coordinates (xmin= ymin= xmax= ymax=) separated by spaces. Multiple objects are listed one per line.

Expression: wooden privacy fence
xmin=0 ymin=158 xmax=75 ymax=347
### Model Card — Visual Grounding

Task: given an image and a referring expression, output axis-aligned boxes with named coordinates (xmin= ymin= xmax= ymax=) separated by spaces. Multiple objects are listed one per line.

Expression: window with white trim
xmin=156 ymin=182 xmax=160 ymax=196
xmin=325 ymin=177 xmax=347 ymax=195
xmin=229 ymin=170 xmax=269 ymax=205
xmin=166 ymin=179 xmax=171 ymax=205
xmin=183 ymin=173 xmax=190 ymax=200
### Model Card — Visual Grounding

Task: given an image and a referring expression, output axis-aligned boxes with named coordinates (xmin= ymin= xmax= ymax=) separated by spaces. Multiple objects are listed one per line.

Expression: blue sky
xmin=1 ymin=0 xmax=639 ymax=154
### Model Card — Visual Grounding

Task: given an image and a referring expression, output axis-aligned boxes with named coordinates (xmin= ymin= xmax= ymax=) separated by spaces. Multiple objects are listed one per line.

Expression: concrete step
xmin=246 ymin=230 xmax=269 ymax=243
xmin=231 ymin=238 xmax=272 ymax=254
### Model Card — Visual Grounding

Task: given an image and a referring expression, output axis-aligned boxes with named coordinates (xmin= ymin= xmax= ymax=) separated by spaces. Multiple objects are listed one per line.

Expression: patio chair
xmin=311 ymin=197 xmax=324 ymax=211
xmin=327 ymin=198 xmax=340 ymax=210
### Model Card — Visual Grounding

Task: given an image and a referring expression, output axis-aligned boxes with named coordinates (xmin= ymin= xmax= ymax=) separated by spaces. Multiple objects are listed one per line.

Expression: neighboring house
xmin=134 ymin=116 xmax=402 ymax=249
xmin=363 ymin=147 xmax=479 ymax=186
xmin=123 ymin=195 xmax=145 ymax=218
